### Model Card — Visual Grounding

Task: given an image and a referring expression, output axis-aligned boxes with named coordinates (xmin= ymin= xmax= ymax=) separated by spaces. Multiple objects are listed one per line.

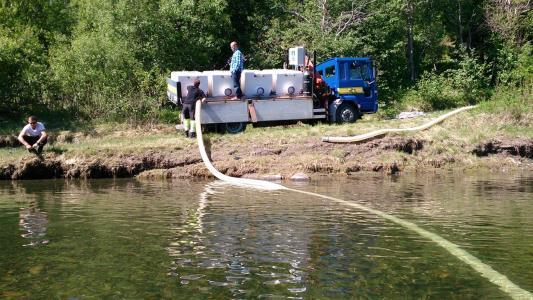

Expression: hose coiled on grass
xmin=322 ymin=106 xmax=476 ymax=143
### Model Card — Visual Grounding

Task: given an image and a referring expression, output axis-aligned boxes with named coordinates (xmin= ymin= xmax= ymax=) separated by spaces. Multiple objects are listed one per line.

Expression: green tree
xmin=48 ymin=0 xmax=232 ymax=120
xmin=1 ymin=0 xmax=529 ymax=122
xmin=0 ymin=0 xmax=73 ymax=118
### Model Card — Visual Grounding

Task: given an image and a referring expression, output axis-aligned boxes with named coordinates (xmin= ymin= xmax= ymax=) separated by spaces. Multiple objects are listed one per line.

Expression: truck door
xmin=359 ymin=61 xmax=377 ymax=112
xmin=339 ymin=61 xmax=377 ymax=113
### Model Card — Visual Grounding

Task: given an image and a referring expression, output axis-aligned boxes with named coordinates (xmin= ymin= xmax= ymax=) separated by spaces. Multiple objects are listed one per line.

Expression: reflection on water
xmin=19 ymin=202 xmax=48 ymax=246
xmin=7 ymin=182 xmax=50 ymax=247
xmin=0 ymin=172 xmax=532 ymax=298
xmin=166 ymin=182 xmax=311 ymax=297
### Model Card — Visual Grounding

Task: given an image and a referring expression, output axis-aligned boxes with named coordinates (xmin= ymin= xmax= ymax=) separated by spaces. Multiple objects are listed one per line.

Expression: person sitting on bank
xmin=229 ymin=41 xmax=244 ymax=100
xmin=182 ymin=79 xmax=206 ymax=138
xmin=18 ymin=116 xmax=48 ymax=155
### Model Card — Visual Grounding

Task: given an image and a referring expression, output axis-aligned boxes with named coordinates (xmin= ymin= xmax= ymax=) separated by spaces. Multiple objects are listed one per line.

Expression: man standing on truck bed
xmin=229 ymin=41 xmax=244 ymax=100
xmin=182 ymin=79 xmax=206 ymax=138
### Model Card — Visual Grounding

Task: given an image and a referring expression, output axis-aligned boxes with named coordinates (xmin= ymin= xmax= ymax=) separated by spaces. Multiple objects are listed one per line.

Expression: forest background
xmin=0 ymin=0 xmax=530 ymax=125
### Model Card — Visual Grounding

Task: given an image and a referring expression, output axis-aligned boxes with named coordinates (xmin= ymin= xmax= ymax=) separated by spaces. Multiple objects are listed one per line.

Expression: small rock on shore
xmin=290 ymin=172 xmax=310 ymax=181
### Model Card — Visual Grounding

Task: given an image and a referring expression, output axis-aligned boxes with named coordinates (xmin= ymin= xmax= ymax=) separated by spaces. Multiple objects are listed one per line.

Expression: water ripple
xmin=0 ymin=174 xmax=531 ymax=298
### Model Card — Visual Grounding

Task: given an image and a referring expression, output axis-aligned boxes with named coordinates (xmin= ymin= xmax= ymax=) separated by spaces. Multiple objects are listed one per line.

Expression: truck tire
xmin=336 ymin=103 xmax=360 ymax=123
xmin=225 ymin=122 xmax=247 ymax=134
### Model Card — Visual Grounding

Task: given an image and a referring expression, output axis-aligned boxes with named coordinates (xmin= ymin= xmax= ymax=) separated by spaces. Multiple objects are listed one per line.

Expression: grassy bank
xmin=1 ymin=91 xmax=531 ymax=180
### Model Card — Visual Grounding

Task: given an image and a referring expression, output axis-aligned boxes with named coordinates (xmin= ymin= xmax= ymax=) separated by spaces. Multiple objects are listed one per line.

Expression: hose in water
xmin=194 ymin=100 xmax=286 ymax=191
xmin=193 ymin=100 xmax=531 ymax=299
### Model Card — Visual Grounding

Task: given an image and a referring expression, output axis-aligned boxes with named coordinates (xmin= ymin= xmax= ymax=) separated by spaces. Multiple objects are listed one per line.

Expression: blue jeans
xmin=231 ymin=71 xmax=243 ymax=98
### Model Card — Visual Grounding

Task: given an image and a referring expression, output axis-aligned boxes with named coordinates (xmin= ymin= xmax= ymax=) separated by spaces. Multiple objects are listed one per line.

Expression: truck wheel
xmin=336 ymin=103 xmax=359 ymax=123
xmin=225 ymin=122 xmax=247 ymax=134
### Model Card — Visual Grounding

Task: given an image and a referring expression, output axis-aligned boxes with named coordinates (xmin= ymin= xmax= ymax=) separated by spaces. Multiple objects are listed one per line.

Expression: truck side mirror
xmin=373 ymin=66 xmax=377 ymax=80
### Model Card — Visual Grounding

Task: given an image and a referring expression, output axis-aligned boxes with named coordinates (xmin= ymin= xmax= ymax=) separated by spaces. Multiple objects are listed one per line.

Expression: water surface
xmin=0 ymin=172 xmax=532 ymax=298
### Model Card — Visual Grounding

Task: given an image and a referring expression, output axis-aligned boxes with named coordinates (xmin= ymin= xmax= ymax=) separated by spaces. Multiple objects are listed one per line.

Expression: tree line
xmin=0 ymin=0 xmax=530 ymax=122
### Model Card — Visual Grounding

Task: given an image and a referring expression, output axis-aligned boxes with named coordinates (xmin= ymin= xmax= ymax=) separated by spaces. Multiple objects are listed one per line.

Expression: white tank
xmin=170 ymin=71 xmax=184 ymax=80
xmin=241 ymin=70 xmax=273 ymax=97
xmin=205 ymin=71 xmax=235 ymax=98
xmin=170 ymin=71 xmax=208 ymax=98
xmin=271 ymin=69 xmax=303 ymax=96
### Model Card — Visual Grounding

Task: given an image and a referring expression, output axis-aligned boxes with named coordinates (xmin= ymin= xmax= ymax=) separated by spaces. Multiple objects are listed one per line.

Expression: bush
xmin=496 ymin=42 xmax=532 ymax=87
xmin=0 ymin=27 xmax=47 ymax=117
xmin=478 ymin=86 xmax=532 ymax=126
xmin=155 ymin=107 xmax=181 ymax=124
xmin=49 ymin=31 xmax=141 ymax=116
xmin=400 ymin=51 xmax=490 ymax=111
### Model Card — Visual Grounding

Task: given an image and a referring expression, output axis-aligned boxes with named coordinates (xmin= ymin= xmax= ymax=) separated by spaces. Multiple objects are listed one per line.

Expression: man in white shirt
xmin=18 ymin=116 xmax=48 ymax=155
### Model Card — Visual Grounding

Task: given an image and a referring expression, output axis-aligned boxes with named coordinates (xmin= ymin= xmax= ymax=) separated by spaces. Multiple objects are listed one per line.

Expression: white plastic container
xmin=170 ymin=71 xmax=186 ymax=80
xmin=205 ymin=71 xmax=235 ymax=97
xmin=170 ymin=71 xmax=208 ymax=98
xmin=288 ymin=47 xmax=305 ymax=66
xmin=272 ymin=69 xmax=303 ymax=96
xmin=241 ymin=70 xmax=273 ymax=97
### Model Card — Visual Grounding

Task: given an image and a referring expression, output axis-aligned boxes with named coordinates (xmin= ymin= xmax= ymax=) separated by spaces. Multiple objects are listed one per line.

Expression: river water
xmin=0 ymin=172 xmax=532 ymax=299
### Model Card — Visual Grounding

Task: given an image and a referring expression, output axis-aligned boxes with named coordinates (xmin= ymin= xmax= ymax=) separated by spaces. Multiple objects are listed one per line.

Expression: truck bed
xmin=167 ymin=78 xmax=326 ymax=125
xmin=200 ymin=96 xmax=324 ymax=124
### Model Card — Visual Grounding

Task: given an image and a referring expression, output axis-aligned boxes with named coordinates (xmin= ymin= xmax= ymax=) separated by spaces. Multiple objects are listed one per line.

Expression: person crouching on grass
xmin=182 ymin=79 xmax=206 ymax=138
xmin=18 ymin=116 xmax=48 ymax=155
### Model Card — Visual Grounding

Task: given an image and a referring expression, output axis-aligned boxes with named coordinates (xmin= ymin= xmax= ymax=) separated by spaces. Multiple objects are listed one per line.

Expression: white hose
xmin=195 ymin=100 xmax=286 ymax=191
xmin=322 ymin=105 xmax=476 ymax=143
xmin=193 ymin=100 xmax=532 ymax=299
xmin=291 ymin=189 xmax=532 ymax=300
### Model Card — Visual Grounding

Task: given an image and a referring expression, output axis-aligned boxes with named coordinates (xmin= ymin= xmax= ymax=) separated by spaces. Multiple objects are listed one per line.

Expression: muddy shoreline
xmin=1 ymin=136 xmax=531 ymax=181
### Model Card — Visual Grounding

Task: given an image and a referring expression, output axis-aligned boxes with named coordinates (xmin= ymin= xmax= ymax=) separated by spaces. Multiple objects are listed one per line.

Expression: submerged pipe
xmin=193 ymin=100 xmax=532 ymax=299
xmin=322 ymin=106 xmax=476 ymax=143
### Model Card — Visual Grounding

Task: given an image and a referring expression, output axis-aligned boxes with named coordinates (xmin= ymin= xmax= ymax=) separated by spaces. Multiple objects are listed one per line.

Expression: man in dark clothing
xmin=182 ymin=79 xmax=206 ymax=138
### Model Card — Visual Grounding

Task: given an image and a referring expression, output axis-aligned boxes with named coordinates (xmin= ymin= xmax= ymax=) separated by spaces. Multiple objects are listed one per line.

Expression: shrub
xmin=400 ymin=51 xmax=490 ymax=111
xmin=153 ymin=107 xmax=181 ymax=124
xmin=0 ymin=27 xmax=47 ymax=117
xmin=496 ymin=42 xmax=532 ymax=87
xmin=478 ymin=86 xmax=532 ymax=126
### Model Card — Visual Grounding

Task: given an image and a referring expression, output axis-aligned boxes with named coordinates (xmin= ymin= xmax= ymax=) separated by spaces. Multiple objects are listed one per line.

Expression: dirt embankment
xmin=1 ymin=135 xmax=531 ymax=181
xmin=0 ymin=151 xmax=201 ymax=180
xmin=473 ymin=138 xmax=533 ymax=158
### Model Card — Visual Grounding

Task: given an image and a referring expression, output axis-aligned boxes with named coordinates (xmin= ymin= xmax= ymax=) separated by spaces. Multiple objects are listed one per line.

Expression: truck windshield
xmin=349 ymin=62 xmax=370 ymax=81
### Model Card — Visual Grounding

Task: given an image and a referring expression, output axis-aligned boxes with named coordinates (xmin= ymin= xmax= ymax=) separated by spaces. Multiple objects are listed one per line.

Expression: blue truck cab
xmin=315 ymin=57 xmax=378 ymax=123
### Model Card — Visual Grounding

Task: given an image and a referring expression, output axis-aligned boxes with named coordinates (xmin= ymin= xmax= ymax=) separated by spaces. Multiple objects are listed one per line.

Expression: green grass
xmin=0 ymin=125 xmax=193 ymax=165
xmin=2 ymin=88 xmax=530 ymax=170
xmin=223 ymin=110 xmax=447 ymax=144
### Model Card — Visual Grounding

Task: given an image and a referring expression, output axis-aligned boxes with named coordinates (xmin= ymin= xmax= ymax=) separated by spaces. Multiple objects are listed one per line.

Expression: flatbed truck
xmin=166 ymin=50 xmax=378 ymax=133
